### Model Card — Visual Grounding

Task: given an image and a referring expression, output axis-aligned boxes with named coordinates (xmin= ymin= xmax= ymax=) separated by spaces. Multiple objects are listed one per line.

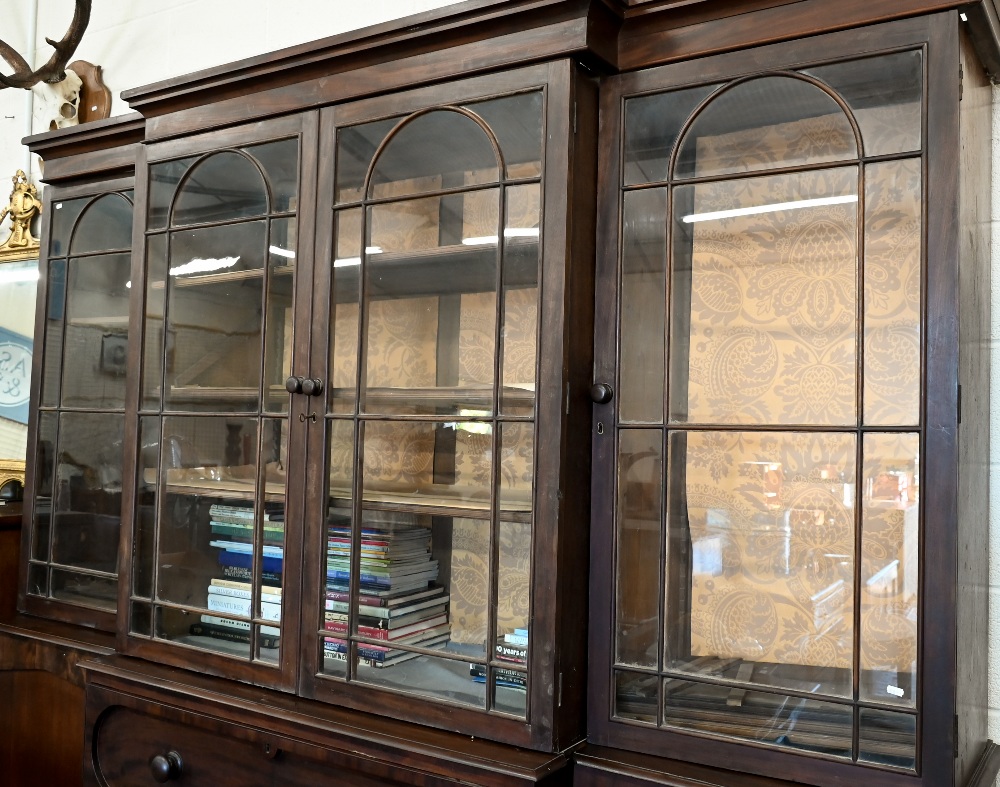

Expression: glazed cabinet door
xmin=21 ymin=177 xmax=134 ymax=631
xmin=589 ymin=14 xmax=961 ymax=787
xmin=119 ymin=114 xmax=319 ymax=691
xmin=298 ymin=60 xmax=595 ymax=751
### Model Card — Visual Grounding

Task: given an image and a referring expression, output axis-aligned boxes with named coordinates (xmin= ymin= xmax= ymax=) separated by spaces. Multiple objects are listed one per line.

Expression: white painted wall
xmin=4 ymin=0 xmax=1000 ymax=774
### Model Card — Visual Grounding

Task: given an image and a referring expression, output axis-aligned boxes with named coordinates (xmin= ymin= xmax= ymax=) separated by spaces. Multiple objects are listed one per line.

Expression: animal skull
xmin=33 ymin=68 xmax=83 ymax=131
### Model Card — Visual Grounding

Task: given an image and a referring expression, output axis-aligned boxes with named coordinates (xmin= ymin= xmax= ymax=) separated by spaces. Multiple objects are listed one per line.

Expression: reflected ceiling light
xmin=462 ymin=228 xmax=540 ymax=246
xmin=333 ymin=247 xmax=382 ymax=268
xmin=0 ymin=267 xmax=40 ymax=284
xmin=169 ymin=256 xmax=240 ymax=276
xmin=682 ymin=194 xmax=858 ymax=223
xmin=125 ymin=281 xmax=131 ymax=289
xmin=268 ymin=246 xmax=295 ymax=259
xmin=960 ymin=12 xmax=968 ymax=21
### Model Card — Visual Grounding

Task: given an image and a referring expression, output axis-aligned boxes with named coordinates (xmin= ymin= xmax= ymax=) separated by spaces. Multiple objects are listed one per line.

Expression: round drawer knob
xmin=301 ymin=377 xmax=324 ymax=397
xmin=590 ymin=383 xmax=614 ymax=404
xmin=150 ymin=751 xmax=183 ymax=782
xmin=285 ymin=376 xmax=304 ymax=394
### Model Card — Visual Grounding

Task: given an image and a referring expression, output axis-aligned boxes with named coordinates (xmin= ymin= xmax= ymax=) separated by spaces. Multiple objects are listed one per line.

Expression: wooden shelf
xmin=334 ymin=238 xmax=538 ymax=302
xmin=329 ymin=482 xmax=532 ymax=523
xmin=149 ymin=265 xmax=294 ymax=290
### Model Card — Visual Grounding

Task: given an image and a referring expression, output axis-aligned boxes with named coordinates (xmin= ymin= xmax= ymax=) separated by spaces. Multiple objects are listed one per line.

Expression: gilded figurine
xmin=0 ymin=170 xmax=42 ymax=260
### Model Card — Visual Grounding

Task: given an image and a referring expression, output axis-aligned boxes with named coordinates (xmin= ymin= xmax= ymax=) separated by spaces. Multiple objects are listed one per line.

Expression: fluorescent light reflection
xmin=169 ymin=256 xmax=240 ymax=276
xmin=682 ymin=195 xmax=858 ymax=223
xmin=333 ymin=247 xmax=383 ymax=268
xmin=462 ymin=227 xmax=539 ymax=246
xmin=268 ymin=245 xmax=295 ymax=259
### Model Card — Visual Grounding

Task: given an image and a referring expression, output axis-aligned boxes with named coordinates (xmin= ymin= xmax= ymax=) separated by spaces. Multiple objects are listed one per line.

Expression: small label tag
xmin=887 ymin=685 xmax=905 ymax=698
xmin=55 ymin=203 xmax=62 ymax=209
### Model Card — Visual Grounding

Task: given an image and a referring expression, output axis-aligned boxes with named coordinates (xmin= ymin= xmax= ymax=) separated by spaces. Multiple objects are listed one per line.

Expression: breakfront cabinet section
xmin=586 ymin=13 xmax=989 ymax=787
xmin=19 ymin=115 xmax=144 ymax=632
xmin=117 ymin=60 xmax=596 ymax=751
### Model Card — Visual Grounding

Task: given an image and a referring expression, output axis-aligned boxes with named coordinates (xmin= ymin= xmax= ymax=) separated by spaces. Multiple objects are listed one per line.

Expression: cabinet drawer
xmin=90 ymin=703 xmax=441 ymax=787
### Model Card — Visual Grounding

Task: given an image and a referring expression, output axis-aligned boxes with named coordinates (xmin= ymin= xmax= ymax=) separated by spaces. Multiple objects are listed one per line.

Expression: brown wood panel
xmin=0 ymin=529 xmax=19 ymax=619
xmin=920 ymin=13 xmax=962 ymax=787
xmin=574 ymin=745 xmax=807 ymax=786
xmin=82 ymin=657 xmax=573 ymax=787
xmin=0 ymin=670 xmax=85 ymax=787
xmin=140 ymin=17 xmax=604 ymax=141
xmin=954 ymin=22 xmax=993 ymax=787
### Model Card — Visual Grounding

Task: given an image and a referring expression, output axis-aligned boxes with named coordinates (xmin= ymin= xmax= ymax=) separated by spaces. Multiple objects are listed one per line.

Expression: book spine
xmin=208 ymin=584 xmax=282 ymax=603
xmin=207 ymin=594 xmax=281 ymax=622
xmin=323 ymin=621 xmax=392 ymax=640
xmin=220 ymin=565 xmax=282 ymax=584
xmin=324 ymin=590 xmax=388 ymax=607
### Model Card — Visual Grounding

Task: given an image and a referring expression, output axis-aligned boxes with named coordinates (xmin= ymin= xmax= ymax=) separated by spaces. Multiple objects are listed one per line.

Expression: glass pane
xmin=361 ymin=420 xmax=494 ymax=514
xmin=363 ymin=190 xmax=501 ymax=415
xmin=620 ymin=188 xmax=667 ymax=423
xmin=667 ymin=431 xmax=856 ymax=699
xmin=41 ymin=258 xmax=66 ymax=407
xmin=49 ymin=197 xmax=87 ymax=256
xmin=465 ymin=91 xmax=543 ymax=179
xmin=70 ymin=193 xmax=133 ymax=253
xmin=164 ymin=221 xmax=266 ymax=412
xmin=134 ymin=416 xmax=160 ymax=600
xmin=805 ymin=50 xmax=922 ymax=157
xmin=335 ymin=117 xmax=400 ymax=204
xmin=491 ymin=666 xmax=527 ymax=717
xmin=860 ymin=433 xmax=918 ymax=707
xmin=447 ymin=517 xmax=490 ymax=661
xmin=142 ymin=234 xmax=167 ymax=410
xmin=149 ymin=157 xmax=197 ymax=231
xmin=615 ymin=670 xmax=658 ymax=724
xmin=331 ymin=208 xmax=361 ymax=414
xmin=495 ymin=519 xmax=531 ymax=651
xmin=51 ymin=568 xmax=116 ymax=611
xmin=623 ymin=84 xmax=720 ymax=186
xmin=50 ymin=412 xmax=123 ymax=580
xmin=264 ymin=218 xmax=296 ymax=414
xmin=61 ymin=253 xmax=131 ymax=409
xmin=859 ymin=707 xmax=917 ymax=770
xmin=0 ymin=258 xmax=38 ymax=438
xmin=616 ymin=429 xmax=662 ymax=668
xmin=662 ymin=680 xmax=853 ymax=758
xmin=322 ymin=419 xmax=354 ymax=679
xmin=28 ymin=563 xmax=47 ymax=596
xmin=31 ymin=411 xmax=57 ymax=561
xmin=153 ymin=416 xmax=263 ymax=607
xmin=244 ymin=138 xmax=299 ymax=213
xmin=349 ymin=649 xmax=486 ymax=709
xmin=675 ymin=76 xmax=857 ymax=180
xmin=671 ymin=167 xmax=858 ymax=426
xmin=131 ymin=600 xmax=152 ymax=637
xmin=864 ymin=159 xmax=921 ymax=426
xmin=172 ymin=151 xmax=268 ymax=226
xmin=498 ymin=421 xmax=532 ymax=517
xmin=500 ymin=184 xmax=539 ymax=415
xmin=369 ymin=110 xmax=499 ymax=200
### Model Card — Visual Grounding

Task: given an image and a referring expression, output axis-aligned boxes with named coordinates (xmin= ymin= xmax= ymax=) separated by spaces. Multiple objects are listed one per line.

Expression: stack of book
xmin=188 ymin=502 xmax=284 ymax=649
xmin=324 ymin=516 xmax=449 ymax=667
xmin=471 ymin=629 xmax=528 ymax=690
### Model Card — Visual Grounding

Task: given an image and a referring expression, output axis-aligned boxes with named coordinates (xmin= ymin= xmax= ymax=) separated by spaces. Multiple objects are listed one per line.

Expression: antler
xmin=0 ymin=0 xmax=91 ymax=89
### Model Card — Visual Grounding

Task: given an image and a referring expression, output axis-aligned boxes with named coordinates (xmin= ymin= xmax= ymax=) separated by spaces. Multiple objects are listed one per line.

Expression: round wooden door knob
xmin=149 ymin=750 xmax=183 ymax=782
